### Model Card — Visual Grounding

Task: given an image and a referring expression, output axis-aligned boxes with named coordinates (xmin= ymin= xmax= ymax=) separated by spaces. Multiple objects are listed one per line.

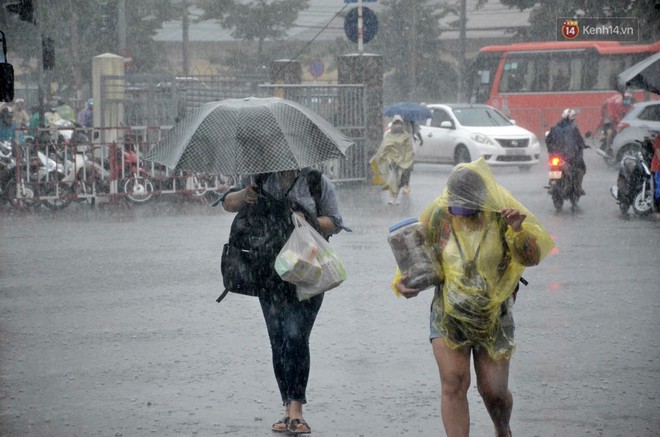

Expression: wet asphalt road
xmin=1 ymin=149 xmax=658 ymax=437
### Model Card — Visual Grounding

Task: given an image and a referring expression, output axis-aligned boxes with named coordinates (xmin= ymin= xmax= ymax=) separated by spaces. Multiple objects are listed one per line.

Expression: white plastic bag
xmin=294 ymin=217 xmax=346 ymax=301
xmin=275 ymin=214 xmax=322 ymax=285
xmin=275 ymin=214 xmax=346 ymax=301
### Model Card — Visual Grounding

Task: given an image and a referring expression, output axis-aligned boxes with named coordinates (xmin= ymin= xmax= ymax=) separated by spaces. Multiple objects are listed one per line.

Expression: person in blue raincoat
xmin=393 ymin=158 xmax=554 ymax=437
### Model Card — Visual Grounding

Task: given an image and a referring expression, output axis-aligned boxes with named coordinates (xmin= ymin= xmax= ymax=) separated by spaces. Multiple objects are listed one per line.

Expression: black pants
xmin=259 ymin=281 xmax=323 ymax=405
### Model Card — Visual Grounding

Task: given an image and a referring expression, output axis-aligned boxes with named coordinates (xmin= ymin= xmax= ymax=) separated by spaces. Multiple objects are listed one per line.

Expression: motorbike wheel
xmin=184 ymin=175 xmax=209 ymax=197
xmin=124 ymin=176 xmax=154 ymax=203
xmin=4 ymin=180 xmax=39 ymax=209
xmin=42 ymin=182 xmax=73 ymax=210
xmin=632 ymin=190 xmax=653 ymax=216
xmin=552 ymin=191 xmax=564 ymax=211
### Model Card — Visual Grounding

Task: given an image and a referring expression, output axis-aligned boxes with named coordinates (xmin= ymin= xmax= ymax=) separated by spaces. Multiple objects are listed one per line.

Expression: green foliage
xmin=2 ymin=0 xmax=176 ymax=101
xmin=198 ymin=0 xmax=310 ymax=72
xmin=372 ymin=0 xmax=458 ymax=102
xmin=499 ymin=0 xmax=659 ymax=43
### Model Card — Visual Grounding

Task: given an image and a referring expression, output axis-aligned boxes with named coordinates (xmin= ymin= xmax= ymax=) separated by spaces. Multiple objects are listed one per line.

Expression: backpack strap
xmin=306 ymin=169 xmax=323 ymax=216
xmin=216 ymin=288 xmax=229 ymax=303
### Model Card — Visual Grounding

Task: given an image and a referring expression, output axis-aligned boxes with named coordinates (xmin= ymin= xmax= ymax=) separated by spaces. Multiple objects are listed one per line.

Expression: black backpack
xmin=216 ymin=170 xmax=324 ymax=303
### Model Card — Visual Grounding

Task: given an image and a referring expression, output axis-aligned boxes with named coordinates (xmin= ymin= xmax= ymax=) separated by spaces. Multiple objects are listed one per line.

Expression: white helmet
xmin=562 ymin=108 xmax=576 ymax=121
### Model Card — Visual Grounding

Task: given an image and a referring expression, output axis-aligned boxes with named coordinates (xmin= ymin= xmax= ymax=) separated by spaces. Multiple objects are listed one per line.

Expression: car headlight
xmin=470 ymin=133 xmax=496 ymax=145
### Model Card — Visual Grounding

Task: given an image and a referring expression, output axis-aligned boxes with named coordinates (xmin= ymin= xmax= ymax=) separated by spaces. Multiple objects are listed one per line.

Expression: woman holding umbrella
xmin=220 ymin=169 xmax=348 ymax=435
xmin=145 ymin=97 xmax=355 ymax=435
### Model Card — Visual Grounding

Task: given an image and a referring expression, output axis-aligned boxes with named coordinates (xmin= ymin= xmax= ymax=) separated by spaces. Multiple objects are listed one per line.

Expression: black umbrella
xmin=616 ymin=52 xmax=660 ymax=95
xmin=145 ymin=97 xmax=355 ymax=175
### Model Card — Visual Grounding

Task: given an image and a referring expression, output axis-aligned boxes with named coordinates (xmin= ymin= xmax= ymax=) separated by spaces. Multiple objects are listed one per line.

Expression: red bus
xmin=468 ymin=41 xmax=660 ymax=138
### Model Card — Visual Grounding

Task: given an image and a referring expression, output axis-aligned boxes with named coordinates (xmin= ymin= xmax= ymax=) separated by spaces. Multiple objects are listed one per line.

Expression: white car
xmin=415 ymin=104 xmax=541 ymax=170
xmin=611 ymin=101 xmax=660 ymax=162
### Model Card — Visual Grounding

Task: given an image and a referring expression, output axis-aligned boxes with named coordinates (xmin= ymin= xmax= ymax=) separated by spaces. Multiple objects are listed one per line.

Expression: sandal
xmin=271 ymin=416 xmax=289 ymax=433
xmin=287 ymin=418 xmax=311 ymax=434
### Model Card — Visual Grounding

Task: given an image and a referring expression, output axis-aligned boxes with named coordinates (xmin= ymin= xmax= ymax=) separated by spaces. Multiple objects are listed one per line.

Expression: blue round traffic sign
xmin=344 ymin=7 xmax=379 ymax=44
xmin=310 ymin=59 xmax=325 ymax=78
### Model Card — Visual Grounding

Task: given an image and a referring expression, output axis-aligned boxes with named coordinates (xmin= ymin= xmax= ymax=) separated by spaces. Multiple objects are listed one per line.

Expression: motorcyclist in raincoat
xmin=370 ymin=115 xmax=414 ymax=204
xmin=393 ymin=158 xmax=554 ymax=437
xmin=546 ymin=108 xmax=587 ymax=195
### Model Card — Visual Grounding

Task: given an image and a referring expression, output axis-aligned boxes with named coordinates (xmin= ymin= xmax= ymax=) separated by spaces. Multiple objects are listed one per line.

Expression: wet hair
xmin=446 ymin=166 xmax=486 ymax=210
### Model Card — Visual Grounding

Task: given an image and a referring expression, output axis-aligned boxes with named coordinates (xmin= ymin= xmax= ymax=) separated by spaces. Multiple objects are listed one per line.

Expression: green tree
xmin=372 ymin=0 xmax=458 ymax=103
xmin=1 ymin=0 xmax=176 ymax=105
xmin=496 ymin=0 xmax=659 ymax=43
xmin=197 ymin=0 xmax=309 ymax=74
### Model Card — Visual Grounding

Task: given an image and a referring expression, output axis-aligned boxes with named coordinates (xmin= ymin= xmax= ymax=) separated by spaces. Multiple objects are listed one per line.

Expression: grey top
xmin=219 ymin=169 xmax=349 ymax=234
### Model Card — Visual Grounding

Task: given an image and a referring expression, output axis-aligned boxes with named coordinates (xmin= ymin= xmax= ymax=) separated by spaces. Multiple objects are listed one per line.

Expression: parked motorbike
xmin=610 ymin=137 xmax=655 ymax=217
xmin=59 ymin=131 xmax=111 ymax=202
xmin=34 ymin=148 xmax=73 ymax=210
xmin=22 ymin=132 xmax=74 ymax=210
xmin=0 ymin=140 xmax=18 ymax=203
xmin=546 ymin=153 xmax=583 ymax=212
xmin=0 ymin=141 xmax=39 ymax=209
xmin=118 ymin=145 xmax=154 ymax=203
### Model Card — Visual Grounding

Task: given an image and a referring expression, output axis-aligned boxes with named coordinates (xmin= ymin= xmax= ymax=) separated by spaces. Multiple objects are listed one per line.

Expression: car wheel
xmin=454 ymin=145 xmax=471 ymax=165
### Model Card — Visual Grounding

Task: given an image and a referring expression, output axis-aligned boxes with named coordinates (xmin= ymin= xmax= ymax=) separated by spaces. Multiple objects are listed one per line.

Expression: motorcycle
xmin=34 ymin=148 xmax=72 ymax=210
xmin=117 ymin=145 xmax=154 ymax=204
xmin=22 ymin=133 xmax=74 ymax=210
xmin=610 ymin=137 xmax=655 ymax=217
xmin=0 ymin=140 xmax=18 ymax=204
xmin=58 ymin=131 xmax=111 ymax=203
xmin=546 ymin=153 xmax=583 ymax=212
xmin=0 ymin=141 xmax=39 ymax=209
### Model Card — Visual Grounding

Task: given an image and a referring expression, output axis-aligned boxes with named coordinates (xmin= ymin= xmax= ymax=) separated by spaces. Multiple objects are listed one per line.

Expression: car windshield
xmin=451 ymin=107 xmax=513 ymax=127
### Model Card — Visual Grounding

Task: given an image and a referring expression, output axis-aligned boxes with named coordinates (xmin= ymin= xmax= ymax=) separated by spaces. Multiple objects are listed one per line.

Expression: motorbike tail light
xmin=549 ymin=156 xmax=562 ymax=167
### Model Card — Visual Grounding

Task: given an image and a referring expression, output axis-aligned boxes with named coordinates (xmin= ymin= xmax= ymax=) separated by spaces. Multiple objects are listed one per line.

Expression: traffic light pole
xmin=358 ymin=0 xmax=363 ymax=55
xmin=35 ymin=1 xmax=46 ymax=130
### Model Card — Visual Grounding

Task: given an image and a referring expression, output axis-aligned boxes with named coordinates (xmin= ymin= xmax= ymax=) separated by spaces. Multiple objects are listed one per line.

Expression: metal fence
xmin=100 ymin=74 xmax=368 ymax=182
xmin=2 ymin=126 xmax=235 ymax=211
xmin=2 ymin=83 xmax=366 ymax=212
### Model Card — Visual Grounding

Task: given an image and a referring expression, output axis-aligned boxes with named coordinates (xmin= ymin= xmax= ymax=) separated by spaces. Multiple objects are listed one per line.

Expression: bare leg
xmin=271 ymin=403 xmax=291 ymax=432
xmin=473 ymin=349 xmax=513 ymax=437
xmin=289 ymin=400 xmax=302 ymax=421
xmin=432 ymin=338 xmax=472 ymax=437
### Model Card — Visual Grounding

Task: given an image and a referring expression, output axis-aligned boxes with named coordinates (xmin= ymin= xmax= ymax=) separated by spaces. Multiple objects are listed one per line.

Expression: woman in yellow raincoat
xmin=370 ymin=115 xmax=414 ymax=204
xmin=393 ymin=158 xmax=554 ymax=437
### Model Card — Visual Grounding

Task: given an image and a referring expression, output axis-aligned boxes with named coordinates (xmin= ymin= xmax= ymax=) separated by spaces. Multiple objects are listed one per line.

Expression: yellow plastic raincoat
xmin=370 ymin=130 xmax=414 ymax=195
xmin=393 ymin=158 xmax=554 ymax=360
